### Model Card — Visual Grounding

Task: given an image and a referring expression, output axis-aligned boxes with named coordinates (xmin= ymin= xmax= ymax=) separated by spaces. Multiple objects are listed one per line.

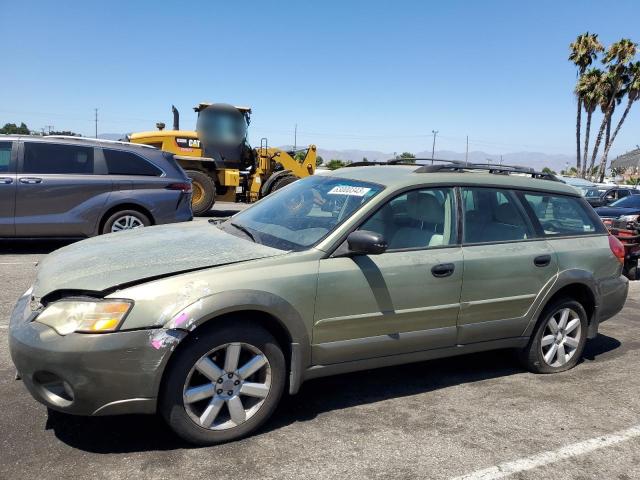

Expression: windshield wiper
xmin=230 ymin=222 xmax=256 ymax=242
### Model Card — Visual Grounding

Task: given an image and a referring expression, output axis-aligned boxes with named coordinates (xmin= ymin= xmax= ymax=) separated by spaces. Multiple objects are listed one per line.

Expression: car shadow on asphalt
xmin=0 ymin=240 xmax=76 ymax=254
xmin=44 ymin=333 xmax=621 ymax=453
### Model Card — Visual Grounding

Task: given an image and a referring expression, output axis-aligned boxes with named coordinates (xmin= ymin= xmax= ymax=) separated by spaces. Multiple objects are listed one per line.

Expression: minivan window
xmin=104 ymin=149 xmax=163 ymax=176
xmin=23 ymin=143 xmax=94 ymax=174
xmin=360 ymin=187 xmax=456 ymax=250
xmin=462 ymin=187 xmax=534 ymax=243
xmin=0 ymin=142 xmax=11 ymax=173
xmin=522 ymin=193 xmax=605 ymax=236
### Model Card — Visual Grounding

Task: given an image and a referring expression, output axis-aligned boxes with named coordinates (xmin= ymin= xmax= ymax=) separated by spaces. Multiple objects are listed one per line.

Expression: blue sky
xmin=1 ymin=0 xmax=639 ymax=157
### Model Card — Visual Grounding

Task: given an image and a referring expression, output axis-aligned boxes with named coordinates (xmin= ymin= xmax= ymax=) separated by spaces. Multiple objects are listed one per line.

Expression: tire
xmin=270 ymin=174 xmax=298 ymax=193
xmin=102 ymin=209 xmax=151 ymax=234
xmin=626 ymin=265 xmax=638 ymax=281
xmin=160 ymin=324 xmax=286 ymax=445
xmin=186 ymin=170 xmax=216 ymax=216
xmin=519 ymin=298 xmax=588 ymax=374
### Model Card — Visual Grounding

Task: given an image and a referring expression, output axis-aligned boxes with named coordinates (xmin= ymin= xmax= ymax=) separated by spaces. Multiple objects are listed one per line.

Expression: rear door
xmin=0 ymin=141 xmax=17 ymax=236
xmin=457 ymin=187 xmax=558 ymax=344
xmin=15 ymin=142 xmax=112 ymax=237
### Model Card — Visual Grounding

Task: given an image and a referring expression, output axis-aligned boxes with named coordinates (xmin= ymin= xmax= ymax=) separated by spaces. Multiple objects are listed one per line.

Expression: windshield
xmin=197 ymin=109 xmax=247 ymax=146
xmin=610 ymin=195 xmax=640 ymax=208
xmin=223 ymin=176 xmax=384 ymax=251
xmin=580 ymin=187 xmax=600 ymax=197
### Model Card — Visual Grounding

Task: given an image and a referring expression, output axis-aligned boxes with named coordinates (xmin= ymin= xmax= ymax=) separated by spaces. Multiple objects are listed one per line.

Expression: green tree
xmin=569 ymin=33 xmax=604 ymax=171
xmin=0 ymin=122 xmax=30 ymax=134
xmin=598 ymin=61 xmax=640 ymax=181
xmin=326 ymin=159 xmax=346 ymax=170
xmin=294 ymin=151 xmax=306 ymax=161
xmin=316 ymin=155 xmax=324 ymax=167
xmin=398 ymin=152 xmax=416 ymax=164
xmin=542 ymin=167 xmax=557 ymax=175
xmin=575 ymin=68 xmax=603 ymax=176
xmin=586 ymin=38 xmax=637 ymax=179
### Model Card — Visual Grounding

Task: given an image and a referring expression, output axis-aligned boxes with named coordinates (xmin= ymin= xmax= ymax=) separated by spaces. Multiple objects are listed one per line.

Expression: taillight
xmin=166 ymin=182 xmax=192 ymax=193
xmin=608 ymin=235 xmax=625 ymax=264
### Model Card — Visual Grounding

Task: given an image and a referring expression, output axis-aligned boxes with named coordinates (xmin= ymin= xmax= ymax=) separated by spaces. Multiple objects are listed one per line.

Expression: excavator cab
xmin=195 ymin=103 xmax=254 ymax=170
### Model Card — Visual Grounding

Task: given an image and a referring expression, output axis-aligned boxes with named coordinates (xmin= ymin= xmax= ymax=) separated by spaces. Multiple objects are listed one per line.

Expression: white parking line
xmin=0 ymin=262 xmax=37 ymax=265
xmin=451 ymin=425 xmax=640 ymax=480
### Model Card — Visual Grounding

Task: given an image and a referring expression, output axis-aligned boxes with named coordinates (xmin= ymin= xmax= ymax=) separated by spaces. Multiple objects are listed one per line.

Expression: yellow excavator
xmin=129 ymin=103 xmax=316 ymax=215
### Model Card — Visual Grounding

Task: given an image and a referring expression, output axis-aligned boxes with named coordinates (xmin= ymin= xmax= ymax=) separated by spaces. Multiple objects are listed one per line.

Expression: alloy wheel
xmin=182 ymin=342 xmax=272 ymax=430
xmin=110 ymin=215 xmax=145 ymax=232
xmin=540 ymin=307 xmax=582 ymax=367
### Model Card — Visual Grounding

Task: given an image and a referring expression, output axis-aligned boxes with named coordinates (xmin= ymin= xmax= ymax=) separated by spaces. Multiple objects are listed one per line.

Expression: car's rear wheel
xmin=102 ymin=209 xmax=151 ymax=234
xmin=160 ymin=325 xmax=285 ymax=445
xmin=186 ymin=170 xmax=215 ymax=216
xmin=520 ymin=298 xmax=587 ymax=373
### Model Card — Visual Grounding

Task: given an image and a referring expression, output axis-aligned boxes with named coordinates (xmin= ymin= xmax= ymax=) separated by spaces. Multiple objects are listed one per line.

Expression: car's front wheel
xmin=520 ymin=298 xmax=588 ymax=374
xmin=160 ymin=324 xmax=286 ymax=445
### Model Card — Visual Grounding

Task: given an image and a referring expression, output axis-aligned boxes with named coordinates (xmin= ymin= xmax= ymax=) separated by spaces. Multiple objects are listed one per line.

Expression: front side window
xmin=0 ymin=142 xmax=12 ymax=173
xmin=224 ymin=176 xmax=383 ymax=251
xmin=23 ymin=143 xmax=94 ymax=174
xmin=360 ymin=187 xmax=456 ymax=250
xmin=522 ymin=192 xmax=605 ymax=236
xmin=104 ymin=149 xmax=163 ymax=176
xmin=462 ymin=187 xmax=534 ymax=243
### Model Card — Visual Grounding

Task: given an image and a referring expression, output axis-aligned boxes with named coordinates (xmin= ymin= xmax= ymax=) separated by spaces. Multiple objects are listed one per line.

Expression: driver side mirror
xmin=347 ymin=230 xmax=388 ymax=255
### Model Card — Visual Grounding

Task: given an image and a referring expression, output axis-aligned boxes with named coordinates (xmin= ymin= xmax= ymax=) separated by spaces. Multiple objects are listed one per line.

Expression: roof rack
xmin=345 ymin=157 xmax=559 ymax=182
xmin=46 ymin=135 xmax=156 ymax=149
xmin=414 ymin=159 xmax=559 ymax=181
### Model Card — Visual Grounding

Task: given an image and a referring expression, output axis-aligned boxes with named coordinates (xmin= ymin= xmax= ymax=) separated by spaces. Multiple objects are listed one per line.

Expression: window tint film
xmin=104 ymin=149 xmax=162 ymax=176
xmin=0 ymin=142 xmax=12 ymax=173
xmin=462 ymin=187 xmax=533 ymax=243
xmin=360 ymin=188 xmax=456 ymax=249
xmin=522 ymin=193 xmax=605 ymax=236
xmin=23 ymin=143 xmax=94 ymax=174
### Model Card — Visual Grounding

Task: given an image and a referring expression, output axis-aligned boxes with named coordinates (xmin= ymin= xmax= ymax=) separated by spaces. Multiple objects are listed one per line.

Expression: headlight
xmin=35 ymin=300 xmax=133 ymax=335
xmin=619 ymin=214 xmax=639 ymax=222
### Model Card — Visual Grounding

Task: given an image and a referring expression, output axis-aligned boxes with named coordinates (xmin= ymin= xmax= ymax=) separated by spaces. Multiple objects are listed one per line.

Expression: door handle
xmin=534 ymin=254 xmax=551 ymax=267
xmin=0 ymin=177 xmax=13 ymax=184
xmin=19 ymin=177 xmax=43 ymax=184
xmin=431 ymin=263 xmax=455 ymax=278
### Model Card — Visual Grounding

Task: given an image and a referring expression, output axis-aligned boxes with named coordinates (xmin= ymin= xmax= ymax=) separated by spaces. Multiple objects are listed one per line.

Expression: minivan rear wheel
xmin=102 ymin=209 xmax=151 ymax=234
xmin=160 ymin=325 xmax=285 ymax=445
xmin=519 ymin=298 xmax=588 ymax=374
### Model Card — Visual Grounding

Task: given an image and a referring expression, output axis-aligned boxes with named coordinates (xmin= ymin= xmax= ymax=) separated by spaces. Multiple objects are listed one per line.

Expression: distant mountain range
xmin=315 ymin=148 xmax=575 ymax=173
xmin=100 ymin=134 xmax=575 ymax=172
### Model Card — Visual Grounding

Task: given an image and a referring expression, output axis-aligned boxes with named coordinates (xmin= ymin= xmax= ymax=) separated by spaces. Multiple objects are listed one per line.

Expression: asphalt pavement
xmin=0 ymin=205 xmax=638 ymax=480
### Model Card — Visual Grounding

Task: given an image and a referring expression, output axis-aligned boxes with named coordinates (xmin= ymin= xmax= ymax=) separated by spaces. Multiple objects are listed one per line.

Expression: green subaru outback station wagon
xmin=9 ymin=161 xmax=629 ymax=444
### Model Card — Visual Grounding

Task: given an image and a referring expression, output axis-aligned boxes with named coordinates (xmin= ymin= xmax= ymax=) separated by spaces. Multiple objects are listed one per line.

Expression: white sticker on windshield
xmin=328 ymin=185 xmax=372 ymax=197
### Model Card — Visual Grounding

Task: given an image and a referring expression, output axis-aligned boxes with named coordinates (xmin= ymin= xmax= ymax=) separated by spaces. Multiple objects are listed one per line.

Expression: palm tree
xmin=586 ymin=39 xmax=637 ymax=179
xmin=575 ymin=69 xmax=602 ymax=177
xmin=569 ymin=33 xmax=604 ymax=171
xmin=598 ymin=61 xmax=640 ymax=181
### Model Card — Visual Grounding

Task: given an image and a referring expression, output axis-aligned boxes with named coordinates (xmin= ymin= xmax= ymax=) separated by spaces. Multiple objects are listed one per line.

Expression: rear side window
xmin=103 ymin=149 xmax=163 ymax=176
xmin=462 ymin=187 xmax=534 ymax=243
xmin=23 ymin=143 xmax=94 ymax=174
xmin=0 ymin=142 xmax=12 ymax=173
xmin=522 ymin=193 xmax=605 ymax=236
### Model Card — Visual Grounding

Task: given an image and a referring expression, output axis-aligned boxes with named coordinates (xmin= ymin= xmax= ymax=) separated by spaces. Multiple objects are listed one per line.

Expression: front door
xmin=313 ymin=187 xmax=463 ymax=364
xmin=0 ymin=141 xmax=17 ymax=236
xmin=457 ymin=187 xmax=558 ymax=344
xmin=15 ymin=142 xmax=112 ymax=237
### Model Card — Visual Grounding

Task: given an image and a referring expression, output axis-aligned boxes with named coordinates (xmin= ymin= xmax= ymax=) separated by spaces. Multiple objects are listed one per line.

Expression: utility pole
xmin=465 ymin=135 xmax=469 ymax=165
xmin=94 ymin=108 xmax=98 ymax=138
xmin=294 ymin=123 xmax=297 ymax=151
xmin=431 ymin=130 xmax=438 ymax=164
xmin=43 ymin=125 xmax=54 ymax=135
xmin=500 ymin=155 xmax=503 ymax=166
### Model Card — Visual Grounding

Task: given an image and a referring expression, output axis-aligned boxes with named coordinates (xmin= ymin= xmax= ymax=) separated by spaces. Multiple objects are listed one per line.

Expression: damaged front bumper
xmin=8 ymin=290 xmax=185 ymax=416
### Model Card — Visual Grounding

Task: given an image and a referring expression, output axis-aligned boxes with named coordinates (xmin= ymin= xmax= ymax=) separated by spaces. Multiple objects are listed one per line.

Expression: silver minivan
xmin=0 ymin=135 xmax=193 ymax=237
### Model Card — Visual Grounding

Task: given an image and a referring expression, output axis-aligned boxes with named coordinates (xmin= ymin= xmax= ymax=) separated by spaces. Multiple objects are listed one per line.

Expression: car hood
xmin=32 ymin=222 xmax=285 ymax=298
xmin=594 ymin=206 xmax=640 ymax=217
